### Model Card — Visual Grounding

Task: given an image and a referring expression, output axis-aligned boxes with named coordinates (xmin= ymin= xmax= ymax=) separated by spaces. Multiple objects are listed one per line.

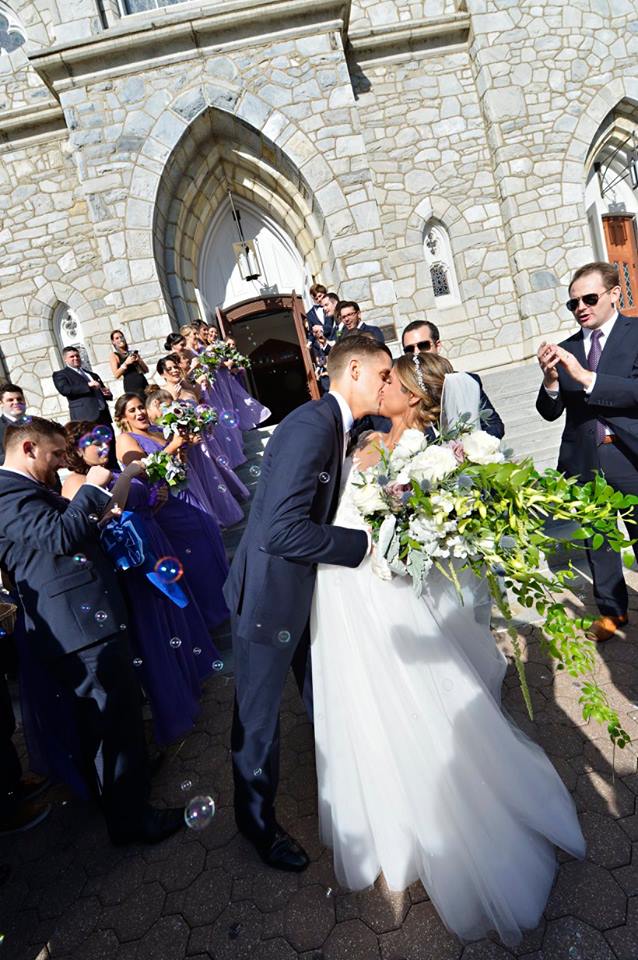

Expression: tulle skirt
xmin=311 ymin=561 xmax=585 ymax=945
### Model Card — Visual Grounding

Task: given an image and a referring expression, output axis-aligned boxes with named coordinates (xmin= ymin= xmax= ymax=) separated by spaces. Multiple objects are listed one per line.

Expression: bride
xmin=310 ymin=352 xmax=585 ymax=946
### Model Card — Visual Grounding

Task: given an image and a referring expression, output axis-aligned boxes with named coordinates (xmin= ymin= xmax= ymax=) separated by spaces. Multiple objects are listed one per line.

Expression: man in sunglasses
xmin=402 ymin=320 xmax=505 ymax=439
xmin=536 ymin=260 xmax=638 ymax=642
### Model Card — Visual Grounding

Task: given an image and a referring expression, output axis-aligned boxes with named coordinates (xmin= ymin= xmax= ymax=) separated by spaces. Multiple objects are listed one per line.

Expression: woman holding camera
xmin=110 ymin=329 xmax=149 ymax=394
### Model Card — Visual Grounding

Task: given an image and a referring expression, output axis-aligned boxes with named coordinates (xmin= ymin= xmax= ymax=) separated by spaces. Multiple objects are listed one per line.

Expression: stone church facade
xmin=0 ymin=0 xmax=637 ymax=418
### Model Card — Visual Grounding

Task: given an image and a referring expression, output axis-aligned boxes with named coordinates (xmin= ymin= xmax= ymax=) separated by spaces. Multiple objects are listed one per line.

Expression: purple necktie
xmin=587 ymin=330 xmax=605 ymax=444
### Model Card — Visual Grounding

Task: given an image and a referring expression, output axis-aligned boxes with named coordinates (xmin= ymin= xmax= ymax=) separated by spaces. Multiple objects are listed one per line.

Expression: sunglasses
xmin=403 ymin=340 xmax=432 ymax=354
xmin=566 ymin=291 xmax=609 ymax=313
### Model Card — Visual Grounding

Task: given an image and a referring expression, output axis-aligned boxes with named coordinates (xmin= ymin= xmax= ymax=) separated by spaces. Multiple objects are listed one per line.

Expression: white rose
xmin=408 ymin=446 xmax=458 ymax=485
xmin=462 ymin=430 xmax=504 ymax=465
xmin=351 ymin=480 xmax=387 ymax=515
xmin=391 ymin=428 xmax=426 ymax=466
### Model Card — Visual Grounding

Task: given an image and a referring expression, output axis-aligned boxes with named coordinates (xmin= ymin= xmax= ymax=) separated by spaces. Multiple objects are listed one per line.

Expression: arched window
xmin=0 ymin=3 xmax=26 ymax=56
xmin=53 ymin=303 xmax=90 ymax=367
xmin=423 ymin=222 xmax=460 ymax=309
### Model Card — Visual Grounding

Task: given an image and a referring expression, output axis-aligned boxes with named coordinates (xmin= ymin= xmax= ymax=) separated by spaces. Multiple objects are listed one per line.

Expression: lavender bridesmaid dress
xmin=202 ymin=377 xmax=246 ymax=469
xmin=218 ymin=366 xmax=271 ymax=430
xmin=128 ymin=428 xmax=244 ymax=528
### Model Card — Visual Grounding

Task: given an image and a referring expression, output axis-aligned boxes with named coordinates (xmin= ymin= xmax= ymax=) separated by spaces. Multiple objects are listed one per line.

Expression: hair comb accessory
xmin=412 ymin=353 xmax=429 ymax=397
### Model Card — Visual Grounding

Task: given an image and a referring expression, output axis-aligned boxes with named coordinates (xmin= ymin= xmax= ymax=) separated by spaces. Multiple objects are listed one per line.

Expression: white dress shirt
xmin=329 ymin=389 xmax=354 ymax=460
xmin=544 ymin=310 xmax=618 ymax=436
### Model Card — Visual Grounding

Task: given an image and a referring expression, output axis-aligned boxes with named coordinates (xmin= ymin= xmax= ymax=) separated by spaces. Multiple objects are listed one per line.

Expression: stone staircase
xmin=480 ymin=360 xmax=564 ymax=473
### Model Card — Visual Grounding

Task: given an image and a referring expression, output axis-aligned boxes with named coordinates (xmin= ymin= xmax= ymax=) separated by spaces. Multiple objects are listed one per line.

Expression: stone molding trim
xmin=0 ymin=103 xmax=66 ymax=147
xmin=28 ymin=0 xmax=350 ymax=89
xmin=347 ymin=13 xmax=470 ymax=63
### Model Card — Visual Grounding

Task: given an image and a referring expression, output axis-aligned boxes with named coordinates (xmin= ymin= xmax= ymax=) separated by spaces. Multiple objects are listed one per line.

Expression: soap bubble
xmin=94 ymin=610 xmax=108 ymax=624
xmin=220 ymin=410 xmax=239 ymax=429
xmin=185 ymin=548 xmax=192 ymax=555
xmin=78 ymin=433 xmax=94 ymax=450
xmin=92 ymin=425 xmax=113 ymax=443
xmin=79 ymin=602 xmax=91 ymax=614
xmin=276 ymin=630 xmax=291 ymax=645
xmin=119 ymin=624 xmax=126 ymax=631
xmin=133 ymin=657 xmax=143 ymax=667
xmin=88 ymin=514 xmax=99 ymax=522
xmin=16 ymin=415 xmax=32 ymax=426
xmin=180 ymin=779 xmax=193 ymax=792
xmin=217 ymin=484 xmax=227 ymax=493
xmin=318 ymin=472 xmax=330 ymax=483
xmin=193 ymin=647 xmax=202 ymax=656
xmin=73 ymin=553 xmax=87 ymax=565
xmin=212 ymin=659 xmax=224 ymax=672
xmin=217 ymin=455 xmax=230 ymax=468
xmin=169 ymin=637 xmax=182 ymax=649
xmin=154 ymin=556 xmax=183 ymax=583
xmin=249 ymin=465 xmax=261 ymax=478
xmin=253 ymin=768 xmax=262 ymax=776
xmin=184 ymin=795 xmax=215 ymax=831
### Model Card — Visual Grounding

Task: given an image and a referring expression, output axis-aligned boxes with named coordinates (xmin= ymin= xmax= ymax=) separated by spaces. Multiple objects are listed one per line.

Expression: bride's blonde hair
xmin=394 ymin=353 xmax=453 ymax=431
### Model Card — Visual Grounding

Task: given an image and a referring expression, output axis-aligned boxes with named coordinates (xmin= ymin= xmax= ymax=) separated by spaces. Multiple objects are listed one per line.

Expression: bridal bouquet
xmin=352 ymin=426 xmax=638 ymax=747
xmin=195 ymin=343 xmax=251 ymax=378
xmin=142 ymin=450 xmax=188 ymax=491
xmin=157 ymin=399 xmax=217 ymax=440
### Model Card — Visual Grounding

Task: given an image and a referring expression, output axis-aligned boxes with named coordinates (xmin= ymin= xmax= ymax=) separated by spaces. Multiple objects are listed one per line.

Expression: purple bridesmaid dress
xmin=218 ymin=366 xmax=271 ymax=430
xmin=202 ymin=377 xmax=246 ymax=468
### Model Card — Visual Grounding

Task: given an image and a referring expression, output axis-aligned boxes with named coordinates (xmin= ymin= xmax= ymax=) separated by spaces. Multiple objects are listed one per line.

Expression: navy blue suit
xmin=469 ymin=372 xmax=504 ymax=439
xmin=52 ymin=366 xmax=113 ymax=424
xmin=340 ymin=323 xmax=385 ymax=344
xmin=536 ymin=313 xmax=638 ymax=615
xmin=224 ymin=393 xmax=368 ymax=842
xmin=0 ymin=471 xmax=149 ymax=834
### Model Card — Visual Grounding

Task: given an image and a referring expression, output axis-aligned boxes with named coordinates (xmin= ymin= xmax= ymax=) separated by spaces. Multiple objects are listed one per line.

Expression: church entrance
xmin=217 ymin=294 xmax=319 ymax=425
xmin=602 ymin=215 xmax=638 ymax=317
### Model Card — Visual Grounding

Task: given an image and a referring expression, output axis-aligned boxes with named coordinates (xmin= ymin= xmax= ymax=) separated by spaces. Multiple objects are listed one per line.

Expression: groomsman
xmin=402 ymin=320 xmax=504 ymax=439
xmin=0 ymin=382 xmax=27 ymax=465
xmin=336 ymin=301 xmax=385 ymax=344
xmin=536 ymin=261 xmax=638 ymax=641
xmin=0 ymin=417 xmax=183 ymax=843
xmin=52 ymin=346 xmax=113 ymax=427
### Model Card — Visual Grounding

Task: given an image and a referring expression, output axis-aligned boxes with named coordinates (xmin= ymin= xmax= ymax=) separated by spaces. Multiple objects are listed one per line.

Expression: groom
xmin=224 ymin=335 xmax=392 ymax=871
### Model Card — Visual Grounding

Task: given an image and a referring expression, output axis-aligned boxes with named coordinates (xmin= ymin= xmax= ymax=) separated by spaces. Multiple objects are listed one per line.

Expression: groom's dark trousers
xmin=224 ymin=393 xmax=367 ymax=845
xmin=536 ymin=312 xmax=638 ymax=616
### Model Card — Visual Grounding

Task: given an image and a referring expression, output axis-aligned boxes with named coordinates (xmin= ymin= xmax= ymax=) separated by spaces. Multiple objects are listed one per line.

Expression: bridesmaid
xmin=62 ymin=421 xmax=221 ymax=746
xmin=114 ymin=393 xmax=230 ymax=631
xmin=146 ymin=385 xmax=249 ymax=507
xmin=157 ymin=353 xmax=246 ymax=502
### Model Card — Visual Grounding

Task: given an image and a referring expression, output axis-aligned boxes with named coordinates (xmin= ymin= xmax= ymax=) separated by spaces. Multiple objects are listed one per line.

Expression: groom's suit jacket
xmin=224 ymin=392 xmax=368 ymax=645
xmin=536 ymin=312 xmax=638 ymax=481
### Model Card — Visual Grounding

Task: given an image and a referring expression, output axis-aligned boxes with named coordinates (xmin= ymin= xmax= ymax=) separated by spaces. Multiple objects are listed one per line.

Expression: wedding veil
xmin=440 ymin=371 xmax=481 ymax=434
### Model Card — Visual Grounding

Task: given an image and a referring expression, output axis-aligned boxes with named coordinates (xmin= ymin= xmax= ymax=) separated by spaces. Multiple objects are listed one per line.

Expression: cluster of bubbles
xmin=154 ymin=556 xmax=183 ymax=584
xmin=184 ymin=795 xmax=216 ymax=831
xmin=78 ymin=425 xmax=113 ymax=450
xmin=220 ymin=410 xmax=239 ymax=429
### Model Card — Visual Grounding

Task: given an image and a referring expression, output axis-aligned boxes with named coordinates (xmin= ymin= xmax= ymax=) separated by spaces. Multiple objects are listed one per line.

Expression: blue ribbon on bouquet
xmin=100 ymin=511 xmax=189 ymax=608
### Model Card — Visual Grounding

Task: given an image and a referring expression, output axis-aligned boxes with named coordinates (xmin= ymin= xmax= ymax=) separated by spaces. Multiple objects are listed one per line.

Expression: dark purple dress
xmin=218 ymin=366 xmax=271 ymax=430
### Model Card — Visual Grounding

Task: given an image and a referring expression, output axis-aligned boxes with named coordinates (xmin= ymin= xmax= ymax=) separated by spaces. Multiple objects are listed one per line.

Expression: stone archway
xmin=152 ymin=103 xmax=334 ymax=328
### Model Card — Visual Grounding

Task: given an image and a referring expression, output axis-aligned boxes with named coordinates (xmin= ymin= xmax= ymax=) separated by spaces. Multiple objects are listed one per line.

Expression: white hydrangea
xmin=351 ymin=479 xmax=387 ymax=514
xmin=391 ymin=428 xmax=427 ymax=467
xmin=462 ymin=430 xmax=504 ymax=465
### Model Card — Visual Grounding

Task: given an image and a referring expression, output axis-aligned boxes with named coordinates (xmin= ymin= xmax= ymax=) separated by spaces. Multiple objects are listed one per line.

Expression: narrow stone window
xmin=0 ymin=3 xmax=26 ymax=55
xmin=423 ymin=222 xmax=460 ymax=308
xmin=53 ymin=303 xmax=91 ymax=368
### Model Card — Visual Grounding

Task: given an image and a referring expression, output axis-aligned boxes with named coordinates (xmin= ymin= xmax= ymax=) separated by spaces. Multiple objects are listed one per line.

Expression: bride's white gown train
xmin=310 ymin=459 xmax=585 ymax=946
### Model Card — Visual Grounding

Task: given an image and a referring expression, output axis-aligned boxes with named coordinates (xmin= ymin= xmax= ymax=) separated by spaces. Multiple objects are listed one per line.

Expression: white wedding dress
xmin=311 ymin=450 xmax=586 ymax=945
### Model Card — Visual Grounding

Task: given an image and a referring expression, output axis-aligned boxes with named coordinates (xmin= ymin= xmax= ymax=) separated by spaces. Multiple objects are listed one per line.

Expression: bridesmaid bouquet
xmin=142 ymin=450 xmax=188 ymax=491
xmin=157 ymin=400 xmax=217 ymax=440
xmin=352 ymin=427 xmax=638 ymax=747
xmin=195 ymin=343 xmax=251 ymax=377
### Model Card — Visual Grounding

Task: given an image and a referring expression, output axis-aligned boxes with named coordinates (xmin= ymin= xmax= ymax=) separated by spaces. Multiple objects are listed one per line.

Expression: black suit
xmin=536 ymin=313 xmax=638 ymax=615
xmin=0 ymin=414 xmax=14 ymax=466
xmin=340 ymin=322 xmax=385 ymax=344
xmin=52 ymin=366 xmax=113 ymax=424
xmin=224 ymin=393 xmax=368 ymax=843
xmin=0 ymin=471 xmax=149 ymax=834
xmin=469 ymin=373 xmax=505 ymax=439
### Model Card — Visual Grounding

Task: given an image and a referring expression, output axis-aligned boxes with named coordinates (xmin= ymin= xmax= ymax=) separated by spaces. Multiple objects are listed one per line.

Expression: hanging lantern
xmin=233 ymin=241 xmax=261 ymax=282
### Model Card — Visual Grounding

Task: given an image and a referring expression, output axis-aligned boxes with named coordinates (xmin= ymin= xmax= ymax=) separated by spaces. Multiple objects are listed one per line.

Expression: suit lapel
xmin=566 ymin=332 xmax=587 ymax=368
xmin=596 ymin=315 xmax=631 ymax=375
xmin=322 ymin=394 xmax=345 ymax=519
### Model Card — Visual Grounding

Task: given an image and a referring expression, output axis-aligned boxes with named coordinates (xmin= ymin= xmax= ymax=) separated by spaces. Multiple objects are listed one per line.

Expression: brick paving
xmin=2 ymin=433 xmax=638 ymax=959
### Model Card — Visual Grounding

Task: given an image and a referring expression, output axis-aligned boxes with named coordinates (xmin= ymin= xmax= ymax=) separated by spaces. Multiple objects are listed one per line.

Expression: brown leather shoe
xmin=587 ymin=614 xmax=628 ymax=642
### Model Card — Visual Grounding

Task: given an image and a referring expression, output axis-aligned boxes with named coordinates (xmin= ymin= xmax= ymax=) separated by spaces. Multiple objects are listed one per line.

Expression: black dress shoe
xmin=256 ymin=828 xmax=310 ymax=872
xmin=109 ymin=806 xmax=184 ymax=846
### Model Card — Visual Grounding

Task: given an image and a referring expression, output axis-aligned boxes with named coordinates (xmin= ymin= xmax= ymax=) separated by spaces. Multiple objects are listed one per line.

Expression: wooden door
xmin=291 ymin=291 xmax=320 ymax=400
xmin=602 ymin=215 xmax=638 ymax=317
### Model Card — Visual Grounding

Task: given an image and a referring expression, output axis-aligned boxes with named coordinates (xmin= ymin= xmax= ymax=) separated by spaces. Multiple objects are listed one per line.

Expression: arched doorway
xmin=217 ymin=294 xmax=319 ymax=424
xmin=585 ymin=100 xmax=638 ymax=316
